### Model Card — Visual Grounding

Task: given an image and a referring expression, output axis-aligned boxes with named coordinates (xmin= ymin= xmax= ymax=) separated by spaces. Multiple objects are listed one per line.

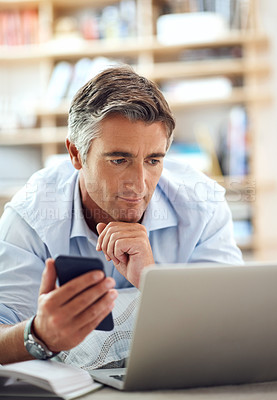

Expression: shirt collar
xmin=142 ymin=184 xmax=178 ymax=233
xmin=70 ymin=176 xmax=177 ymax=239
xmin=70 ymin=175 xmax=97 ymax=243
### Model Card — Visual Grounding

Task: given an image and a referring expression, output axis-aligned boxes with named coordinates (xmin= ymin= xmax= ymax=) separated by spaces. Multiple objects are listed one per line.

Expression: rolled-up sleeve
xmin=0 ymin=207 xmax=48 ymax=324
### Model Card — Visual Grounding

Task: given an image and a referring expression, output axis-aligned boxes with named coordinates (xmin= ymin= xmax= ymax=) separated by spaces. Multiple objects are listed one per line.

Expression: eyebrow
xmin=102 ymin=151 xmax=166 ymax=158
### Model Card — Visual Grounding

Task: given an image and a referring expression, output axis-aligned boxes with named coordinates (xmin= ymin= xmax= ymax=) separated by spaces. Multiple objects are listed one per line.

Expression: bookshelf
xmin=0 ymin=0 xmax=272 ymax=257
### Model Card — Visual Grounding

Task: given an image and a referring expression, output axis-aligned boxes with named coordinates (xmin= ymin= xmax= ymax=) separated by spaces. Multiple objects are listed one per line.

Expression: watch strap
xmin=24 ymin=315 xmax=58 ymax=360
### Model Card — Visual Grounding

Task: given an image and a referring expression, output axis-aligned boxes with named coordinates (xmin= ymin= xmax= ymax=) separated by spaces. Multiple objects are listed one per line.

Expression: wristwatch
xmin=24 ymin=315 xmax=58 ymax=360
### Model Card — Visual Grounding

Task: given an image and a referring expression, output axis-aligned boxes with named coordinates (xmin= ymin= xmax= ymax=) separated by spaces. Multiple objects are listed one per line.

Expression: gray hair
xmin=68 ymin=65 xmax=175 ymax=164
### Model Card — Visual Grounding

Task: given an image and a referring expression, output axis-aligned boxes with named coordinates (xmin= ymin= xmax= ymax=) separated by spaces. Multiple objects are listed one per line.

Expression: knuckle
xmin=141 ymin=225 xmax=147 ymax=233
xmin=93 ymin=281 xmax=106 ymax=296
xmin=88 ymin=305 xmax=98 ymax=320
xmin=39 ymin=298 xmax=52 ymax=314
xmin=59 ymin=283 xmax=75 ymax=299
xmin=79 ymin=295 xmax=89 ymax=309
xmin=45 ymin=290 xmax=56 ymax=303
xmin=102 ymin=291 xmax=114 ymax=305
xmin=138 ymin=224 xmax=147 ymax=234
xmin=106 ymin=228 xmax=113 ymax=236
xmin=110 ymin=232 xmax=118 ymax=241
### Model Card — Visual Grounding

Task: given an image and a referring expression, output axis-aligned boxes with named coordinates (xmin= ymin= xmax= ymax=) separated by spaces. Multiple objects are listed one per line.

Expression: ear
xmin=66 ymin=139 xmax=82 ymax=170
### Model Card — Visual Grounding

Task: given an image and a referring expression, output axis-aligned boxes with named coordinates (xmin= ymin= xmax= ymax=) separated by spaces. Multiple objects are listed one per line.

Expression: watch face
xmin=25 ymin=340 xmax=49 ymax=360
xmin=24 ymin=317 xmax=57 ymax=360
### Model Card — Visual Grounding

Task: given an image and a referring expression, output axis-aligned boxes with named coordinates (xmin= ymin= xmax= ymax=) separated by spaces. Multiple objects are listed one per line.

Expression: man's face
xmin=80 ymin=115 xmax=168 ymax=223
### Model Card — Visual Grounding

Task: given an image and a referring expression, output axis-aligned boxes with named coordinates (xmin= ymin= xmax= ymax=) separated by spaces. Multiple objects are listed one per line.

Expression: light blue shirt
xmin=0 ymin=158 xmax=242 ymax=326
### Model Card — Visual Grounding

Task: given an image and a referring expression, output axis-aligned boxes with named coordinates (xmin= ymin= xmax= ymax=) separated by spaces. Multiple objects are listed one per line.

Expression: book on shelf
xmin=0 ymin=359 xmax=102 ymax=399
xmin=67 ymin=57 xmax=118 ymax=101
xmin=0 ymin=9 xmax=39 ymax=46
xmin=167 ymin=141 xmax=212 ymax=175
xmin=218 ymin=105 xmax=248 ymax=177
xmin=161 ymin=77 xmax=232 ymax=103
xmin=157 ymin=0 xmax=251 ymax=41
xmin=44 ymin=57 xmax=118 ymax=107
xmin=53 ymin=0 xmax=137 ymax=42
xmin=44 ymin=61 xmax=73 ymax=109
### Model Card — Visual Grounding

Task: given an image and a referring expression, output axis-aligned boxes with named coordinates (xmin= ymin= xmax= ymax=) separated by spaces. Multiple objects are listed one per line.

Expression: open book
xmin=0 ymin=359 xmax=102 ymax=399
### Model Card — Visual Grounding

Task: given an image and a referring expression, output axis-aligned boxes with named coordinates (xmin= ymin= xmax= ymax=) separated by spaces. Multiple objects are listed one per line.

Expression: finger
xmin=77 ymin=290 xmax=118 ymax=332
xmin=77 ymin=305 xmax=115 ymax=341
xmin=106 ymin=233 xmax=135 ymax=266
xmin=106 ymin=231 xmax=142 ymax=265
xmin=98 ymin=223 xmax=134 ymax=263
xmin=101 ymin=230 xmax=121 ymax=264
xmin=67 ymin=277 xmax=116 ymax=317
xmin=96 ymin=223 xmax=113 ymax=260
xmin=53 ymin=270 xmax=105 ymax=306
xmin=114 ymin=238 xmax=134 ymax=264
xmin=96 ymin=223 xmax=107 ymax=251
xmin=106 ymin=233 xmax=119 ymax=264
xmin=96 ymin=222 xmax=107 ymax=235
xmin=96 ymin=222 xmax=130 ymax=253
xmin=39 ymin=259 xmax=57 ymax=295
xmin=104 ymin=230 xmax=139 ymax=252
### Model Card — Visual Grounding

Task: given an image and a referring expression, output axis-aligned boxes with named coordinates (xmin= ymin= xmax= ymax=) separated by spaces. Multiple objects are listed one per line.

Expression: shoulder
xmin=10 ymin=159 xmax=76 ymax=203
xmin=0 ymin=206 xmax=48 ymax=260
xmin=160 ymin=157 xmax=225 ymax=208
xmin=22 ymin=159 xmax=76 ymax=188
xmin=6 ymin=160 xmax=78 ymax=236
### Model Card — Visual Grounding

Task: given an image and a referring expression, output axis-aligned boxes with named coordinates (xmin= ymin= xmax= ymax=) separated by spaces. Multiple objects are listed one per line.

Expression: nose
xmin=125 ymin=163 xmax=146 ymax=195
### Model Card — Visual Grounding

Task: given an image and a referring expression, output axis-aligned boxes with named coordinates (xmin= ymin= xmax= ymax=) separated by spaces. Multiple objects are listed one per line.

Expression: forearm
xmin=0 ymin=322 xmax=33 ymax=364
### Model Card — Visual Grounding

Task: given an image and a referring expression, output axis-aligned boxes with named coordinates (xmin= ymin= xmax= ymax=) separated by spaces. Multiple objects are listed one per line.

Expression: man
xmin=0 ymin=66 xmax=242 ymax=366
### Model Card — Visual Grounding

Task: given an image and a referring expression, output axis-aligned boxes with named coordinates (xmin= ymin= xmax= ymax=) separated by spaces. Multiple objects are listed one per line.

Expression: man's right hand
xmin=33 ymin=258 xmax=117 ymax=353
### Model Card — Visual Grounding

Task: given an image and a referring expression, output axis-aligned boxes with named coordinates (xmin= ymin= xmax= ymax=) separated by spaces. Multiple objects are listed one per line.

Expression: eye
xmin=111 ymin=159 xmax=127 ymax=165
xmin=147 ymin=159 xmax=160 ymax=166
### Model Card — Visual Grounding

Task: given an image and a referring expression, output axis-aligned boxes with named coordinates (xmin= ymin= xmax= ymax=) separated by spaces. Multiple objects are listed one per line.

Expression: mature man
xmin=0 ymin=66 xmax=242 ymax=367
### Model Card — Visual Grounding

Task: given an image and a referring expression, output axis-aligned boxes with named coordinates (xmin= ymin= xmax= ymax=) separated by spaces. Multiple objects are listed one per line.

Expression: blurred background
xmin=0 ymin=0 xmax=276 ymax=261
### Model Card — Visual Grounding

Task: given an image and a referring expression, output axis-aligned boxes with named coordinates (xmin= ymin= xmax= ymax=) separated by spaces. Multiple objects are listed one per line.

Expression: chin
xmin=113 ymin=208 xmax=144 ymax=223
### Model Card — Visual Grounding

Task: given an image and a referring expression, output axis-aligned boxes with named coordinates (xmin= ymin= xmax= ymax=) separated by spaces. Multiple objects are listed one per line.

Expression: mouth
xmin=117 ymin=196 xmax=144 ymax=204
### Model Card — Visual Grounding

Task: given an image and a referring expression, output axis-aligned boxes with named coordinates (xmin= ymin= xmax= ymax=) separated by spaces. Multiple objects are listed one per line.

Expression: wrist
xmin=24 ymin=315 xmax=59 ymax=360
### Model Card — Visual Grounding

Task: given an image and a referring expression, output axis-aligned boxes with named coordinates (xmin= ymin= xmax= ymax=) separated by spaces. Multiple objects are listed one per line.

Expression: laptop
xmin=90 ymin=262 xmax=277 ymax=391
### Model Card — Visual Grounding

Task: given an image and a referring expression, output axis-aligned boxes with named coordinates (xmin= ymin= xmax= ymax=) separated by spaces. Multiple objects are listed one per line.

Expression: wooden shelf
xmin=0 ymin=0 xmax=39 ymax=8
xmin=53 ymin=0 xmax=119 ymax=7
xmin=0 ymin=33 xmax=268 ymax=62
xmin=166 ymin=87 xmax=271 ymax=109
xmin=35 ymin=87 xmax=271 ymax=118
xmin=0 ymin=0 xmax=118 ymax=7
xmin=145 ymin=59 xmax=270 ymax=81
xmin=36 ymin=104 xmax=69 ymax=117
xmin=0 ymin=127 xmax=67 ymax=146
xmin=150 ymin=31 xmax=268 ymax=52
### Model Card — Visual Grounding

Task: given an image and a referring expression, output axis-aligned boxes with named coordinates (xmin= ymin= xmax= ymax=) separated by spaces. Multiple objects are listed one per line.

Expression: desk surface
xmin=81 ymin=381 xmax=277 ymax=400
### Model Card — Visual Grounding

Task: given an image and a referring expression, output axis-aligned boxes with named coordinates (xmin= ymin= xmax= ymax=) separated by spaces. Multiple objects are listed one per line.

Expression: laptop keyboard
xmin=110 ymin=374 xmax=126 ymax=381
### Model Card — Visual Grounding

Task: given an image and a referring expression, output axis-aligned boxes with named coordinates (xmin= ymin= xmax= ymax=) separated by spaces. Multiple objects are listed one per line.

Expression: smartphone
xmin=54 ymin=255 xmax=114 ymax=331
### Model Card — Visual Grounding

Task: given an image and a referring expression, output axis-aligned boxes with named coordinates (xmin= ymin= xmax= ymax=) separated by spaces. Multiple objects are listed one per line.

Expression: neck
xmin=79 ymin=173 xmax=113 ymax=235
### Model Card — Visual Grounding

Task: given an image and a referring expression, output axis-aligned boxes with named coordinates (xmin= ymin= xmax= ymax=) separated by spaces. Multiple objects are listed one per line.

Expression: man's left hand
xmin=96 ymin=222 xmax=154 ymax=288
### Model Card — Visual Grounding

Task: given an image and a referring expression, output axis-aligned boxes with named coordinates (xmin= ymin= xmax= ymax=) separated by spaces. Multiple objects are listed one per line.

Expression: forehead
xmin=95 ymin=115 xmax=168 ymax=150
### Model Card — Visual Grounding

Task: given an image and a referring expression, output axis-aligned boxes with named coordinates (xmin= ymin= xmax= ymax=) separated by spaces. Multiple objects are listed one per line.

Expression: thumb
xmin=39 ymin=258 xmax=57 ymax=295
xmin=96 ymin=222 xmax=107 ymax=235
